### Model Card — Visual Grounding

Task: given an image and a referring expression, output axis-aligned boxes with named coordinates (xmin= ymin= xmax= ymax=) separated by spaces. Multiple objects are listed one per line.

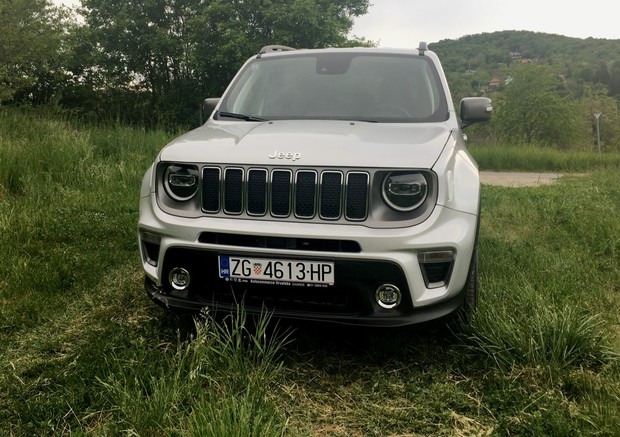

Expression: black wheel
xmin=440 ymin=249 xmax=478 ymax=333
xmin=460 ymin=249 xmax=478 ymax=323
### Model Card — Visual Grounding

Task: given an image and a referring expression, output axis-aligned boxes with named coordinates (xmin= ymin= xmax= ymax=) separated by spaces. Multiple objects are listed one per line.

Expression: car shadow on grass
xmin=153 ymin=307 xmax=479 ymax=375
xmin=284 ymin=318 xmax=466 ymax=359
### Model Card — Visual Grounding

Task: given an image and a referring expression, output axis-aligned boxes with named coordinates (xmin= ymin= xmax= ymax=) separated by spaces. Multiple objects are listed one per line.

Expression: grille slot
xmin=198 ymin=232 xmax=361 ymax=252
xmin=295 ymin=171 xmax=317 ymax=218
xmin=202 ymin=167 xmax=221 ymax=213
xmin=247 ymin=169 xmax=267 ymax=215
xmin=271 ymin=170 xmax=292 ymax=217
xmin=202 ymin=166 xmax=369 ymax=222
xmin=346 ymin=172 xmax=369 ymax=220
xmin=320 ymin=172 xmax=343 ymax=220
xmin=223 ymin=168 xmax=243 ymax=214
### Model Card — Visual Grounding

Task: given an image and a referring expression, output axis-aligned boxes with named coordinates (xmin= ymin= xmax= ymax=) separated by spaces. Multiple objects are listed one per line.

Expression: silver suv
xmin=138 ymin=44 xmax=492 ymax=326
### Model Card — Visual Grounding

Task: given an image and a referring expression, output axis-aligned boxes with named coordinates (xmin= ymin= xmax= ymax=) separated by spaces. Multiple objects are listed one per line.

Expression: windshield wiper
xmin=217 ymin=111 xmax=267 ymax=122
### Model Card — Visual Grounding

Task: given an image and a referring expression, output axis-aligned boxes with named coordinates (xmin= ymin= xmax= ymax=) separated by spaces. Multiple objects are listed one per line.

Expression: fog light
xmin=375 ymin=284 xmax=401 ymax=309
xmin=169 ymin=267 xmax=191 ymax=291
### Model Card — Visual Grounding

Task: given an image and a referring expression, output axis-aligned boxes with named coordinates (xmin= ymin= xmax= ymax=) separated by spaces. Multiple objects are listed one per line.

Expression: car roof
xmin=256 ymin=43 xmax=432 ymax=59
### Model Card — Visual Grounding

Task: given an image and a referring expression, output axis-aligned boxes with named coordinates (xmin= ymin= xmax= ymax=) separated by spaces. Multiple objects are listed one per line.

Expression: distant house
xmin=510 ymin=51 xmax=522 ymax=60
xmin=488 ymin=77 xmax=502 ymax=90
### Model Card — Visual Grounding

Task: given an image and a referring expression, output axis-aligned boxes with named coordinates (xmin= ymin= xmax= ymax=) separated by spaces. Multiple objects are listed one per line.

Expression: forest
xmin=2 ymin=0 xmax=620 ymax=150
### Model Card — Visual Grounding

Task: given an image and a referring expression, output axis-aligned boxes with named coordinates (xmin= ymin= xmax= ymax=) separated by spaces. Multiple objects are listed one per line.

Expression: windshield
xmin=218 ymin=52 xmax=449 ymax=123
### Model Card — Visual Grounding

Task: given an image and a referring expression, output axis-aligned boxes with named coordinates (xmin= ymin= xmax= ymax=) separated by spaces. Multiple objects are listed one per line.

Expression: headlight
xmin=164 ymin=164 xmax=199 ymax=201
xmin=382 ymin=172 xmax=428 ymax=211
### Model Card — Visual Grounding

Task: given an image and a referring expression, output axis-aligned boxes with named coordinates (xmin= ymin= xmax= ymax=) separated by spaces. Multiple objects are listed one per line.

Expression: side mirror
xmin=460 ymin=97 xmax=492 ymax=128
xmin=201 ymin=98 xmax=220 ymax=123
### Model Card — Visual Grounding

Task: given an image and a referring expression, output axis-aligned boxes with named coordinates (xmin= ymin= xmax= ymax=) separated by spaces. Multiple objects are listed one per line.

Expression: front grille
xmin=202 ymin=166 xmax=369 ymax=222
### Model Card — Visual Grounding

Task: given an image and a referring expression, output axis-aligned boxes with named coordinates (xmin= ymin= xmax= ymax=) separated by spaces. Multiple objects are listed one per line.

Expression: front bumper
xmin=138 ymin=189 xmax=478 ymax=326
xmin=144 ymin=270 xmax=467 ymax=327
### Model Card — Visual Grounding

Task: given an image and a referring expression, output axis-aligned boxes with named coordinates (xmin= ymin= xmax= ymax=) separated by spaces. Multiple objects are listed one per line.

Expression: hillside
xmin=431 ymin=30 xmax=620 ymax=72
xmin=429 ymin=30 xmax=620 ymax=101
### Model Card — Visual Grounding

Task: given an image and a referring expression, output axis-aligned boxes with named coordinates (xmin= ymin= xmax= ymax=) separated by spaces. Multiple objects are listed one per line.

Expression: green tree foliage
xmin=493 ymin=64 xmax=585 ymax=148
xmin=74 ymin=0 xmax=202 ymax=127
xmin=580 ymin=87 xmax=620 ymax=152
xmin=593 ymin=61 xmax=611 ymax=86
xmin=74 ymin=0 xmax=370 ymax=128
xmin=0 ymin=0 xmax=68 ymax=103
xmin=609 ymin=60 xmax=620 ymax=97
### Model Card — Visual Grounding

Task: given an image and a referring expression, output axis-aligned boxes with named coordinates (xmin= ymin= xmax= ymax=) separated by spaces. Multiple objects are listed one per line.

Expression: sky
xmin=351 ymin=0 xmax=620 ymax=46
xmin=54 ymin=0 xmax=620 ymax=45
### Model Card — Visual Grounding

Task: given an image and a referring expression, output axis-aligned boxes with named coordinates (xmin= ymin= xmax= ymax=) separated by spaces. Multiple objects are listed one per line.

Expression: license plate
xmin=218 ymin=255 xmax=334 ymax=285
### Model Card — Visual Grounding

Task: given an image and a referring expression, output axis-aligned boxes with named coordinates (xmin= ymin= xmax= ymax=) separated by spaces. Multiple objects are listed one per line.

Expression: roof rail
xmin=417 ymin=41 xmax=428 ymax=55
xmin=257 ymin=45 xmax=296 ymax=58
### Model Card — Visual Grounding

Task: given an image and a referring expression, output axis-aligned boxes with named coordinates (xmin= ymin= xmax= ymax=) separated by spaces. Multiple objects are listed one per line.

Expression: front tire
xmin=460 ymin=249 xmax=478 ymax=324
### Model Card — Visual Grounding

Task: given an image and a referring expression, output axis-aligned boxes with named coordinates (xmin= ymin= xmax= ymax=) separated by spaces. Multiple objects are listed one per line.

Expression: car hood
xmin=158 ymin=120 xmax=452 ymax=169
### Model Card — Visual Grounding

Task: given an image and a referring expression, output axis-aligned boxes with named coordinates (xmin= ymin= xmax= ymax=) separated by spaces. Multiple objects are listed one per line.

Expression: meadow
xmin=0 ymin=108 xmax=619 ymax=435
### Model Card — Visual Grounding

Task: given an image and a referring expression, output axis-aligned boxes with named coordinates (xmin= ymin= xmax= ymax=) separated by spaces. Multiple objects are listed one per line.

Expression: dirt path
xmin=480 ymin=172 xmax=563 ymax=187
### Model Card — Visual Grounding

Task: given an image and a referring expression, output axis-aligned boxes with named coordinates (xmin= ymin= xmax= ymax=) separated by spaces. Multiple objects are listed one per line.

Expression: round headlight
xmin=164 ymin=165 xmax=199 ymax=201
xmin=382 ymin=172 xmax=428 ymax=212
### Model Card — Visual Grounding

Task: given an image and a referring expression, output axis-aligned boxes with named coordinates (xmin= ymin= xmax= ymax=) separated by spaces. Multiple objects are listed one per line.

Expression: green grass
xmin=470 ymin=143 xmax=620 ymax=171
xmin=1 ymin=108 xmax=619 ymax=435
xmin=96 ymin=307 xmax=291 ymax=435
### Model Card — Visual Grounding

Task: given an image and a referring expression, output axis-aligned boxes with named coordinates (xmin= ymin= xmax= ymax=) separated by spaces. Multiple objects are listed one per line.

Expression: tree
xmin=76 ymin=0 xmax=370 ymax=127
xmin=593 ymin=61 xmax=610 ymax=86
xmin=609 ymin=60 xmax=620 ymax=97
xmin=580 ymin=87 xmax=620 ymax=152
xmin=494 ymin=64 xmax=585 ymax=148
xmin=0 ymin=0 xmax=68 ymax=103
xmin=76 ymin=0 xmax=201 ymax=126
